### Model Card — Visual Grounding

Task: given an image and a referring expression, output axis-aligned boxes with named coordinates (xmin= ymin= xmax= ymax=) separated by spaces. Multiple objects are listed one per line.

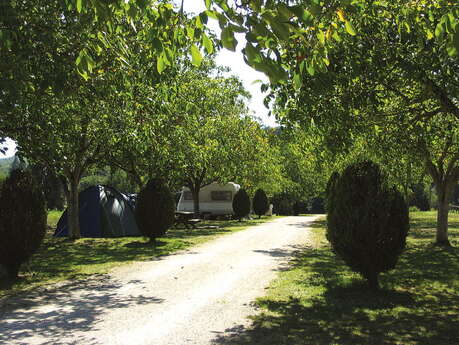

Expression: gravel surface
xmin=0 ymin=216 xmax=318 ymax=345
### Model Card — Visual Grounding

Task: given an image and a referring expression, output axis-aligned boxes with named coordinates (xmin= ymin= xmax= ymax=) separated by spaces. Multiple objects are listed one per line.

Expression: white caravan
xmin=176 ymin=182 xmax=241 ymax=215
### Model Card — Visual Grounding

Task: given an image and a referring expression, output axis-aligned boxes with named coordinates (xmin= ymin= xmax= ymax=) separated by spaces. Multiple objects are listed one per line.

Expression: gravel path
xmin=0 ymin=216 xmax=318 ymax=345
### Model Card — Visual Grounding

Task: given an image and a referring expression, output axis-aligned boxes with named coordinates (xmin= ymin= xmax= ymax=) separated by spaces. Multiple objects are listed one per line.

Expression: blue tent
xmin=54 ymin=185 xmax=141 ymax=237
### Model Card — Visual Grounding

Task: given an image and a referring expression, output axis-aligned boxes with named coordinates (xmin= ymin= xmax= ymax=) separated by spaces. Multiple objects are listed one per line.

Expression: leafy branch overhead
xmin=32 ymin=0 xmax=457 ymax=84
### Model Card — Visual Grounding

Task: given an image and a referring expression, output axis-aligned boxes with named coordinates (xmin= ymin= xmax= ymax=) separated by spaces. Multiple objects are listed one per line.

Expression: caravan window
xmin=211 ymin=191 xmax=232 ymax=201
xmin=183 ymin=191 xmax=193 ymax=200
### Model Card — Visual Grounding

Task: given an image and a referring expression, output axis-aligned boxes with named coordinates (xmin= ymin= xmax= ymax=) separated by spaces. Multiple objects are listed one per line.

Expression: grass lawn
xmin=216 ymin=211 xmax=459 ymax=345
xmin=0 ymin=212 xmax=280 ymax=298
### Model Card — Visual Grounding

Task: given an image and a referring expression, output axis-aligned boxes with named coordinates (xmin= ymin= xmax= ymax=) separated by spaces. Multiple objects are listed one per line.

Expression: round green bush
xmin=232 ymin=188 xmax=250 ymax=220
xmin=326 ymin=161 xmax=409 ymax=290
xmin=0 ymin=169 xmax=47 ymax=280
xmin=253 ymin=188 xmax=269 ymax=218
xmin=135 ymin=179 xmax=175 ymax=244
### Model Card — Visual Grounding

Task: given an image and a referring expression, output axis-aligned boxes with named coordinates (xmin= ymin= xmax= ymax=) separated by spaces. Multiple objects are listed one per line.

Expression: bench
xmin=174 ymin=212 xmax=202 ymax=229
xmin=187 ymin=219 xmax=201 ymax=229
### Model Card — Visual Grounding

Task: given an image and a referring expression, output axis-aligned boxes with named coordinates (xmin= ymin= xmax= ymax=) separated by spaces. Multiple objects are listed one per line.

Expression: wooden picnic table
xmin=174 ymin=211 xmax=201 ymax=229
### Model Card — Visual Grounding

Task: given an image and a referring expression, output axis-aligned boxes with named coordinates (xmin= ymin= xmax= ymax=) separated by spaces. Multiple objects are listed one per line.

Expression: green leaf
xmin=76 ymin=0 xmax=83 ymax=13
xmin=293 ymin=73 xmax=302 ymax=90
xmin=435 ymin=22 xmax=444 ymax=38
xmin=245 ymin=32 xmax=258 ymax=43
xmin=199 ymin=12 xmax=208 ymax=25
xmin=270 ymin=21 xmax=290 ymax=41
xmin=345 ymin=21 xmax=357 ymax=36
xmin=278 ymin=4 xmax=293 ymax=19
xmin=426 ymin=29 xmax=434 ymax=40
xmin=249 ymin=0 xmax=262 ymax=12
xmin=85 ymin=53 xmax=95 ymax=71
xmin=217 ymin=13 xmax=228 ymax=29
xmin=290 ymin=6 xmax=312 ymax=25
xmin=446 ymin=42 xmax=457 ymax=57
xmin=202 ymin=33 xmax=214 ymax=54
xmin=252 ymin=61 xmax=271 ymax=74
xmin=164 ymin=48 xmax=173 ymax=64
xmin=332 ymin=30 xmax=341 ymax=42
xmin=309 ymin=4 xmax=321 ymax=16
xmin=190 ymin=45 xmax=203 ymax=66
xmin=271 ymin=65 xmax=288 ymax=83
xmin=453 ymin=31 xmax=459 ymax=55
xmin=195 ymin=15 xmax=203 ymax=29
xmin=187 ymin=27 xmax=195 ymax=39
xmin=301 ymin=10 xmax=313 ymax=25
xmin=76 ymin=49 xmax=85 ymax=67
xmin=205 ymin=10 xmax=218 ymax=20
xmin=317 ymin=30 xmax=325 ymax=45
xmin=205 ymin=0 xmax=211 ymax=10
xmin=244 ymin=43 xmax=261 ymax=63
xmin=253 ymin=23 xmax=270 ymax=37
xmin=306 ymin=61 xmax=315 ymax=76
xmin=221 ymin=27 xmax=238 ymax=51
xmin=150 ymin=37 xmax=163 ymax=52
xmin=229 ymin=24 xmax=246 ymax=33
xmin=157 ymin=55 xmax=166 ymax=73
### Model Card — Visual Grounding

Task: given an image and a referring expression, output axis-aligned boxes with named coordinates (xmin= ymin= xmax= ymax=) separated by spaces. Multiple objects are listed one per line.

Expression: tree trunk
xmin=132 ymin=172 xmax=143 ymax=191
xmin=6 ymin=262 xmax=21 ymax=281
xmin=367 ymin=272 xmax=380 ymax=290
xmin=425 ymin=157 xmax=458 ymax=246
xmin=66 ymin=175 xmax=81 ymax=240
xmin=149 ymin=236 xmax=157 ymax=246
xmin=191 ymin=188 xmax=200 ymax=217
xmin=404 ymin=161 xmax=412 ymax=202
xmin=435 ymin=182 xmax=452 ymax=246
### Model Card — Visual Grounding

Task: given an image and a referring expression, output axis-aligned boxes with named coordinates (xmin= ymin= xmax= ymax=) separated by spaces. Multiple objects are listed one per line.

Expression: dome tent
xmin=54 ymin=185 xmax=140 ymax=237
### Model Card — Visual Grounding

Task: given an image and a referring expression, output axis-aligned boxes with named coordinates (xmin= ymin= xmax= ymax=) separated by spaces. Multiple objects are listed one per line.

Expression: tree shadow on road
xmin=0 ymin=275 xmax=163 ymax=344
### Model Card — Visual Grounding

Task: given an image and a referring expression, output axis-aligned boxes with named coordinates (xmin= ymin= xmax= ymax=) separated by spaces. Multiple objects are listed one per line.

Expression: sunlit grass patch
xmin=215 ymin=212 xmax=459 ymax=345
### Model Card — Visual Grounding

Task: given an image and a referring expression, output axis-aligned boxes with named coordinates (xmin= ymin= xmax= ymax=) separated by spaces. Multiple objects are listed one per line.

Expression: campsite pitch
xmin=0 ymin=215 xmax=275 ymax=297
xmin=0 ymin=216 xmax=318 ymax=345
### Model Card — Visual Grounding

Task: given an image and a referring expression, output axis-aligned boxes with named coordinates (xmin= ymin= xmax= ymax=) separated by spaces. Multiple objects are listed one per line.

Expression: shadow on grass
xmin=124 ymin=241 xmax=153 ymax=248
xmin=214 ymin=215 xmax=459 ymax=345
xmin=308 ymin=218 xmax=327 ymax=229
xmin=166 ymin=227 xmax=231 ymax=239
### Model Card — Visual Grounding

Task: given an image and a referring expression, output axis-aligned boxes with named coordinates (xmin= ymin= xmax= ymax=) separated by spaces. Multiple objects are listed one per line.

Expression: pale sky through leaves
xmin=177 ymin=0 xmax=277 ymax=127
xmin=1 ymin=1 xmax=278 ymax=158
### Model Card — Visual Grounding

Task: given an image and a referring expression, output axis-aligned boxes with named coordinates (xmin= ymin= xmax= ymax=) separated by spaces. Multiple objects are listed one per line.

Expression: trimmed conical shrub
xmin=232 ymin=188 xmax=250 ymax=221
xmin=326 ymin=161 xmax=409 ymax=290
xmin=0 ymin=169 xmax=46 ymax=280
xmin=135 ymin=178 xmax=175 ymax=244
xmin=253 ymin=188 xmax=269 ymax=219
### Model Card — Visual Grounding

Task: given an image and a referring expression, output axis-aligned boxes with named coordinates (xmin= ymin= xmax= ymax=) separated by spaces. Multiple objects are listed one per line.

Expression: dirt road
xmin=0 ymin=216 xmax=318 ymax=345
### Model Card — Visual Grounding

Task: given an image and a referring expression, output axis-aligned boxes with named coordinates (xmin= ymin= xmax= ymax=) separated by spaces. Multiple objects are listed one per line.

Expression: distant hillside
xmin=0 ymin=156 xmax=14 ymax=178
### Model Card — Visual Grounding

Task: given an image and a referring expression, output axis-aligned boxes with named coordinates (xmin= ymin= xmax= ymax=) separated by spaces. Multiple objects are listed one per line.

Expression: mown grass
xmin=215 ymin=211 xmax=459 ymax=345
xmin=0 ymin=212 xmax=279 ymax=297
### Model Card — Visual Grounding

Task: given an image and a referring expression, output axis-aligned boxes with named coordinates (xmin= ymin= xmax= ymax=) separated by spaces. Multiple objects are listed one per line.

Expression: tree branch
xmin=424 ymin=75 xmax=459 ymax=120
